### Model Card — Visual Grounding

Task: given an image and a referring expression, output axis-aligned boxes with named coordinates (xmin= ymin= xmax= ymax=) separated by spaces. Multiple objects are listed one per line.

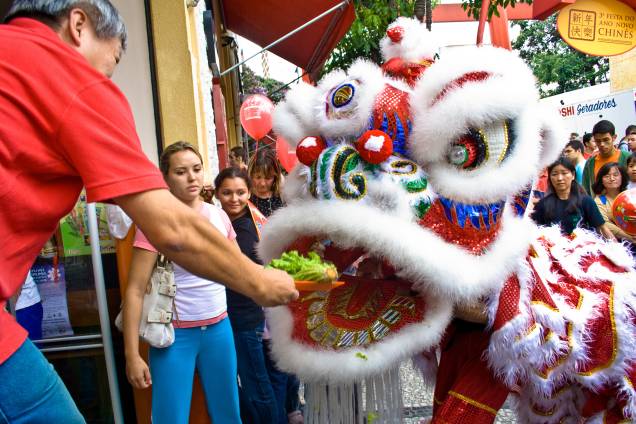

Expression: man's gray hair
xmin=5 ymin=0 xmax=127 ymax=49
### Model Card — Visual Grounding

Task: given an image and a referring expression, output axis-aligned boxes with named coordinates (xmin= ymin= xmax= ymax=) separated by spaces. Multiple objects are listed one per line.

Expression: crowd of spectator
xmin=531 ymin=119 xmax=636 ymax=249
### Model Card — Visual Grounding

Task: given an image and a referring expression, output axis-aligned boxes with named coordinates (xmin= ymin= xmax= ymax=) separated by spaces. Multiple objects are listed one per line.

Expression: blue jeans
xmin=233 ymin=323 xmax=280 ymax=424
xmin=149 ymin=318 xmax=240 ymax=424
xmin=263 ymin=340 xmax=291 ymax=424
xmin=0 ymin=339 xmax=84 ymax=424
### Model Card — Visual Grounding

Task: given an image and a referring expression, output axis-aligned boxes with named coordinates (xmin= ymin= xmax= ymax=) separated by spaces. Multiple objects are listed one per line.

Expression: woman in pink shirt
xmin=123 ymin=142 xmax=240 ymax=424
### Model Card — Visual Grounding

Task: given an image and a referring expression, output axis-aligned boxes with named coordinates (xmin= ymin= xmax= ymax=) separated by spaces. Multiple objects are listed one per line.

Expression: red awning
xmin=220 ymin=0 xmax=355 ymax=79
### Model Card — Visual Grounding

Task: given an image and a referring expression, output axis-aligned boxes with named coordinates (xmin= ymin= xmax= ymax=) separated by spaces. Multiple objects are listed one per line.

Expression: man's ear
xmin=66 ymin=8 xmax=89 ymax=47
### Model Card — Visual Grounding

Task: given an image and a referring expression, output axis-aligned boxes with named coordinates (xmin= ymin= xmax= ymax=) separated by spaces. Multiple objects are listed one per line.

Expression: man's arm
xmin=115 ymin=189 xmax=298 ymax=306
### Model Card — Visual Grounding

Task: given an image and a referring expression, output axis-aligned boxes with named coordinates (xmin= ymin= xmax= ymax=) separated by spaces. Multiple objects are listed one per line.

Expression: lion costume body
xmin=259 ymin=18 xmax=636 ymax=423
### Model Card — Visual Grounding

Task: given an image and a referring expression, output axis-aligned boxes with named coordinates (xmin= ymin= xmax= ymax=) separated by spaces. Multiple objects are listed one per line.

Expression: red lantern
xmin=276 ymin=136 xmax=298 ymax=173
xmin=612 ymin=189 xmax=636 ymax=236
xmin=240 ymin=94 xmax=274 ymax=140
xmin=296 ymin=136 xmax=327 ymax=166
xmin=355 ymin=130 xmax=393 ymax=164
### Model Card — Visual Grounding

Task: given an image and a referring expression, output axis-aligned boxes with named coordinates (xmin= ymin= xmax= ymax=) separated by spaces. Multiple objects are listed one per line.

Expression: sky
xmin=236 ymin=0 xmax=522 ymax=85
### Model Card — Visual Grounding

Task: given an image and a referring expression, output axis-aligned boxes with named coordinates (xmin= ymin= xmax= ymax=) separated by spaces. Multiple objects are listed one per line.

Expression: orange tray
xmin=295 ymin=280 xmax=345 ymax=292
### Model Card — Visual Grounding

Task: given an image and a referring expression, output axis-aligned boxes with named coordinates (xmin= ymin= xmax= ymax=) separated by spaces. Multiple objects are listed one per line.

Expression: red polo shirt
xmin=0 ymin=18 xmax=167 ymax=363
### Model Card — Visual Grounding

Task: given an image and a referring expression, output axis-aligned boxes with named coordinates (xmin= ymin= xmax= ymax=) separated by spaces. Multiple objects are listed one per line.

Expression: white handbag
xmin=115 ymin=255 xmax=177 ymax=348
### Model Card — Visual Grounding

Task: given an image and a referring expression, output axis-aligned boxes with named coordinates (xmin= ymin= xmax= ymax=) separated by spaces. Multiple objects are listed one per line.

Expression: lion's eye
xmin=331 ymin=83 xmax=355 ymax=108
xmin=448 ymin=129 xmax=486 ymax=169
xmin=448 ymin=145 xmax=469 ymax=166
xmin=326 ymin=81 xmax=359 ymax=120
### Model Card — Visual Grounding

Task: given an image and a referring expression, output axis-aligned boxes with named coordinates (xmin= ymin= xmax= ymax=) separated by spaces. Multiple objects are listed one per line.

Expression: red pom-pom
xmin=356 ymin=130 xmax=393 ymax=164
xmin=296 ymin=136 xmax=326 ymax=166
xmin=386 ymin=26 xmax=404 ymax=43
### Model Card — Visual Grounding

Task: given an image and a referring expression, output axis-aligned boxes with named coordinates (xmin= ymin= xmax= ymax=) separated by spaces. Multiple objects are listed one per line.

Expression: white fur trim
xmin=264 ymin=293 xmax=452 ymax=382
xmin=273 ymin=82 xmax=322 ymax=147
xmin=364 ymin=135 xmax=385 ymax=152
xmin=281 ymin=165 xmax=311 ymax=204
xmin=536 ymin=105 xmax=568 ymax=170
xmin=300 ymin=137 xmax=318 ymax=148
xmin=259 ymin=200 xmax=533 ymax=302
xmin=380 ymin=17 xmax=438 ymax=62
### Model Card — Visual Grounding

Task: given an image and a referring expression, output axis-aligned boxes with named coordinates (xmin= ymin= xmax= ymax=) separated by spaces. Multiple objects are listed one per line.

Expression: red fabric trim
xmin=432 ymin=71 xmax=493 ymax=106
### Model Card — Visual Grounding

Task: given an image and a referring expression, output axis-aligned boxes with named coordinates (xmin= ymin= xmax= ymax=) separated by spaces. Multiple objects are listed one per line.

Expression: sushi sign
xmin=557 ymin=0 xmax=636 ymax=56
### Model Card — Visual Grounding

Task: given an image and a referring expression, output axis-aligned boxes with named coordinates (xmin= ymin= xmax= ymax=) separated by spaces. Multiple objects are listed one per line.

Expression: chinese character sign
xmin=557 ymin=0 xmax=636 ymax=56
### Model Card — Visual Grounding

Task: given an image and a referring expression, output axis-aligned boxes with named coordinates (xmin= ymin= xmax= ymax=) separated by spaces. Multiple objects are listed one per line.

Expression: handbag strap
xmin=156 ymin=254 xmax=180 ymax=323
xmin=172 ymin=296 xmax=180 ymax=323
xmin=150 ymin=253 xmax=180 ymax=323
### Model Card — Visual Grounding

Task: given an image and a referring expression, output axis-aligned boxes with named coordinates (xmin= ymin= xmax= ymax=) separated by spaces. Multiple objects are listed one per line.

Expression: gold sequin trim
xmin=578 ymin=284 xmax=617 ymax=376
xmin=515 ymin=322 xmax=539 ymax=342
xmin=496 ymin=120 xmax=510 ymax=164
xmin=447 ymin=391 xmax=498 ymax=415
xmin=478 ymin=128 xmax=489 ymax=163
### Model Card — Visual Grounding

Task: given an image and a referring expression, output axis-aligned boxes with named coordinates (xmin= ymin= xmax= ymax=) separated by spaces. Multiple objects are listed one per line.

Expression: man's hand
xmin=253 ymin=267 xmax=298 ymax=307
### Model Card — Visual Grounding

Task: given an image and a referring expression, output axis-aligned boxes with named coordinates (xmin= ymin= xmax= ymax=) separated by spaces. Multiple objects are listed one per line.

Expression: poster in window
xmin=31 ymin=263 xmax=74 ymax=339
xmin=59 ymin=191 xmax=115 ymax=257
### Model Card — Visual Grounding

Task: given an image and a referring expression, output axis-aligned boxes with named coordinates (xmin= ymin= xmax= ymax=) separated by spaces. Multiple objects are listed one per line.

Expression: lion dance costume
xmin=259 ymin=17 xmax=636 ymax=423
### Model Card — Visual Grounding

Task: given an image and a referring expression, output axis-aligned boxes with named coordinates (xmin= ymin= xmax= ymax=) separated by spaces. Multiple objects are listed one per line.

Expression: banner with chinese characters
xmin=59 ymin=191 xmax=115 ymax=257
xmin=557 ymin=0 xmax=636 ymax=56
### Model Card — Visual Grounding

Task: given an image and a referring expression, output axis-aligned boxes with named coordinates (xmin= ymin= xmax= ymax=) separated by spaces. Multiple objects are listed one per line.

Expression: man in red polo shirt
xmin=0 ymin=1 xmax=297 ymax=421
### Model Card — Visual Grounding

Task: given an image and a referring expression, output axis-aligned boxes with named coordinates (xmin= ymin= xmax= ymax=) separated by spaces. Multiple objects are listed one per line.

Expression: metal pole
xmin=87 ymin=203 xmax=124 ymax=424
xmin=219 ymin=0 xmax=350 ymax=77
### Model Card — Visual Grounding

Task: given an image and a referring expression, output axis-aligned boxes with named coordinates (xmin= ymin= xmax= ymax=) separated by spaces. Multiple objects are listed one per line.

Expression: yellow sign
xmin=557 ymin=0 xmax=636 ymax=56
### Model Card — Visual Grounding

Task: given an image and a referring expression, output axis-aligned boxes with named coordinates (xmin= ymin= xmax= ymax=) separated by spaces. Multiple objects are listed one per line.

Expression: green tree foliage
xmin=324 ymin=0 xmax=539 ymax=74
xmin=512 ymin=15 xmax=609 ymax=97
xmin=240 ymin=65 xmax=289 ymax=104
xmin=461 ymin=0 xmax=532 ymax=20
